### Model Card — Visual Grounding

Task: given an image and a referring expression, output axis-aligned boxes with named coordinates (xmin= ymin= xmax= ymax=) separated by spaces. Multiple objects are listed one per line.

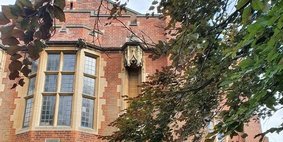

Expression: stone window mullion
xmin=53 ymin=52 xmax=64 ymax=126
xmin=72 ymin=50 xmax=83 ymax=129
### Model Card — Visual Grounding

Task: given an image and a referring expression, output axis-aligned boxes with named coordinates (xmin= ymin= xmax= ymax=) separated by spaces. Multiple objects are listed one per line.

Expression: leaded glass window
xmin=83 ymin=77 xmax=95 ymax=96
xmin=31 ymin=60 xmax=38 ymax=73
xmin=40 ymin=96 xmax=55 ymax=126
xmin=44 ymin=75 xmax=58 ymax=92
xmin=81 ymin=98 xmax=94 ymax=128
xmin=23 ymin=98 xmax=33 ymax=127
xmin=27 ymin=77 xmax=36 ymax=96
xmin=84 ymin=56 xmax=96 ymax=75
xmin=47 ymin=54 xmax=60 ymax=71
xmin=58 ymin=96 xmax=72 ymax=126
xmin=61 ymin=75 xmax=74 ymax=92
xmin=63 ymin=54 xmax=76 ymax=71
xmin=81 ymin=55 xmax=96 ymax=128
xmin=41 ymin=52 xmax=77 ymax=127
xmin=32 ymin=51 xmax=100 ymax=129
xmin=22 ymin=60 xmax=38 ymax=128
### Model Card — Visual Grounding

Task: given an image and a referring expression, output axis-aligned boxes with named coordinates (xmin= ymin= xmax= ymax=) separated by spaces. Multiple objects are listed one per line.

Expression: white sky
xmin=0 ymin=0 xmax=152 ymax=13
xmin=0 ymin=0 xmax=282 ymax=141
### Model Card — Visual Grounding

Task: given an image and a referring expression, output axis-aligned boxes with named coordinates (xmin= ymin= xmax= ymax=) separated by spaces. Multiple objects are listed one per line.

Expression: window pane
xmin=40 ymin=96 xmax=55 ymax=126
xmin=217 ymin=133 xmax=225 ymax=142
xmin=83 ymin=77 xmax=95 ymax=96
xmin=63 ymin=54 xmax=76 ymax=71
xmin=58 ymin=96 xmax=72 ymax=126
xmin=44 ymin=75 xmax=58 ymax=92
xmin=61 ymin=75 xmax=74 ymax=92
xmin=31 ymin=60 xmax=38 ymax=73
xmin=27 ymin=77 xmax=36 ymax=96
xmin=81 ymin=98 xmax=94 ymax=128
xmin=47 ymin=54 xmax=60 ymax=71
xmin=84 ymin=56 xmax=96 ymax=75
xmin=23 ymin=98 xmax=33 ymax=128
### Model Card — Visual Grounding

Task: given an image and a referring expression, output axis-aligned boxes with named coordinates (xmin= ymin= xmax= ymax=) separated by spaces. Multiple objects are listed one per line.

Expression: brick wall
xmin=16 ymin=131 xmax=104 ymax=142
xmin=52 ymin=16 xmax=166 ymax=48
xmin=0 ymin=55 xmax=17 ymax=142
xmin=99 ymin=53 xmax=123 ymax=135
xmin=52 ymin=0 xmax=166 ymax=48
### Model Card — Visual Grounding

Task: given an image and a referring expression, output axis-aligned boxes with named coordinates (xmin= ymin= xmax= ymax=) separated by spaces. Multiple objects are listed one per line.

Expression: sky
xmin=0 ymin=0 xmax=283 ymax=141
xmin=0 ymin=0 xmax=152 ymax=13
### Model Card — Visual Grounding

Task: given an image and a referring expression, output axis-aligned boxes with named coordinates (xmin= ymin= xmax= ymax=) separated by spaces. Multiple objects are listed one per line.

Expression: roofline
xmin=64 ymin=9 xmax=162 ymax=17
xmin=0 ymin=40 xmax=155 ymax=53
xmin=46 ymin=40 xmax=154 ymax=52
xmin=106 ymin=0 xmax=142 ymax=15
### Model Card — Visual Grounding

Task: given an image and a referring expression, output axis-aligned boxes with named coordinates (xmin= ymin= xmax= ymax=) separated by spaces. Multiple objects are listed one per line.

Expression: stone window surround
xmin=16 ymin=47 xmax=101 ymax=135
xmin=22 ymin=60 xmax=38 ymax=128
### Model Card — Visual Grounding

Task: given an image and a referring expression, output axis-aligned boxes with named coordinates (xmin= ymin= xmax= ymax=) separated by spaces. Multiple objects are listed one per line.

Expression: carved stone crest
xmin=124 ymin=45 xmax=143 ymax=69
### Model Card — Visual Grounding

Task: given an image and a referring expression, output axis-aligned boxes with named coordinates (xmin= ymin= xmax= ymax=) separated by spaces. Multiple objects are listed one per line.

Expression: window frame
xmin=80 ymin=53 xmax=98 ymax=129
xmin=21 ymin=48 xmax=101 ymax=133
xmin=57 ymin=95 xmax=73 ymax=126
xmin=22 ymin=97 xmax=33 ymax=128
xmin=22 ymin=60 xmax=38 ymax=128
xmin=40 ymin=51 xmax=77 ymax=127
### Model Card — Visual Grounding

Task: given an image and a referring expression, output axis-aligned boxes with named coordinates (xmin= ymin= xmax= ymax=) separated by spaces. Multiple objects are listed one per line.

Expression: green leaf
xmin=239 ymin=58 xmax=253 ymax=69
xmin=152 ymin=1 xmax=159 ymax=5
xmin=149 ymin=6 xmax=155 ymax=11
xmin=267 ymin=49 xmax=278 ymax=62
xmin=251 ymin=0 xmax=265 ymax=11
xmin=219 ymin=80 xmax=232 ymax=87
xmin=0 ymin=12 xmax=10 ymax=25
xmin=242 ymin=5 xmax=252 ymax=24
xmin=53 ymin=5 xmax=65 ymax=22
xmin=265 ymin=96 xmax=277 ymax=111
xmin=54 ymin=0 xmax=66 ymax=9
xmin=277 ymin=16 xmax=283 ymax=29
xmin=279 ymin=97 xmax=283 ymax=105
xmin=236 ymin=0 xmax=249 ymax=10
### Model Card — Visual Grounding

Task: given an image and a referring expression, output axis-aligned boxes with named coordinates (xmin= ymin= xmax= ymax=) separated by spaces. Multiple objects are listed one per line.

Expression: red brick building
xmin=0 ymin=0 xmax=265 ymax=142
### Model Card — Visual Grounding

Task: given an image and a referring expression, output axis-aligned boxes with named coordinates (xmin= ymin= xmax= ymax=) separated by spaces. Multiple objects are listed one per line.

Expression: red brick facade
xmin=15 ymin=131 xmax=102 ymax=142
xmin=0 ymin=55 xmax=17 ymax=142
xmin=0 ymin=0 xmax=265 ymax=142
